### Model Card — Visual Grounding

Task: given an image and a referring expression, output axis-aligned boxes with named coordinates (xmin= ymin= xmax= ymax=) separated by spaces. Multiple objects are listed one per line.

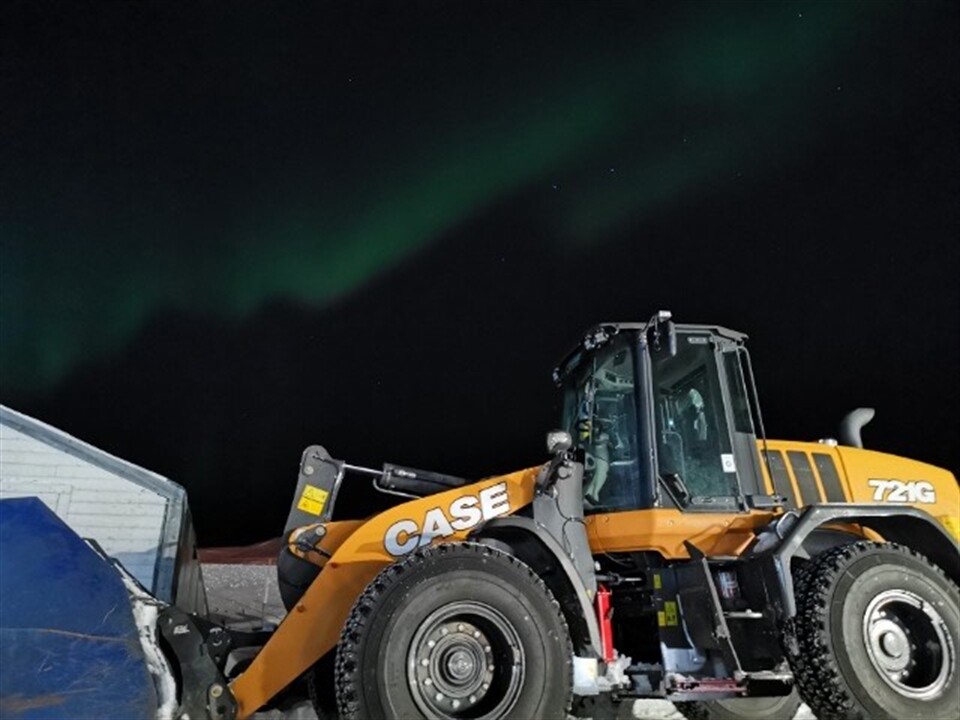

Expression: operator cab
xmin=555 ymin=313 xmax=770 ymax=514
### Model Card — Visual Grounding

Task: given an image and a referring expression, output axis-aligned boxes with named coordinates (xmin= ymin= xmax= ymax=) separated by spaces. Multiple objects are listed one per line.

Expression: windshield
xmin=561 ymin=337 xmax=646 ymax=513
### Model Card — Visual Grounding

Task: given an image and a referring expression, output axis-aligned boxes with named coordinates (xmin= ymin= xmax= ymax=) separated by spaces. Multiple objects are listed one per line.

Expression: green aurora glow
xmin=0 ymin=2 xmax=905 ymax=391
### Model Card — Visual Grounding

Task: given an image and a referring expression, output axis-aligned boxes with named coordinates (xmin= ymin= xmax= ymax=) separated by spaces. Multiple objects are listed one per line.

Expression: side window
xmin=562 ymin=341 xmax=643 ymax=513
xmin=722 ymin=350 xmax=754 ymax=434
xmin=652 ymin=335 xmax=738 ymax=503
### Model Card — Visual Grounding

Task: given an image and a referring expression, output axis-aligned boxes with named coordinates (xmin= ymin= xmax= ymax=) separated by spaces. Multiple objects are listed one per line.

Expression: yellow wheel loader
xmin=138 ymin=314 xmax=960 ymax=719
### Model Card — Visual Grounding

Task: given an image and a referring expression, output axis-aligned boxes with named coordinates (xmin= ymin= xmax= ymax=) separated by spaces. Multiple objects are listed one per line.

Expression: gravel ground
xmin=203 ymin=563 xmax=286 ymax=627
xmin=206 ymin=564 xmax=816 ymax=719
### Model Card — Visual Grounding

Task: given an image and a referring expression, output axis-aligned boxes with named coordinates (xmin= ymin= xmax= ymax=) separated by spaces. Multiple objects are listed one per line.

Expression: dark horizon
xmin=3 ymin=1 xmax=958 ymax=545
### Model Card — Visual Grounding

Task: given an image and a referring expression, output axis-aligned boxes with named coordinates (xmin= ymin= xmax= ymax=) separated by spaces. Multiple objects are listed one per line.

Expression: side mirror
xmin=665 ymin=319 xmax=677 ymax=357
xmin=546 ymin=430 xmax=573 ymax=456
xmin=648 ymin=310 xmax=677 ymax=357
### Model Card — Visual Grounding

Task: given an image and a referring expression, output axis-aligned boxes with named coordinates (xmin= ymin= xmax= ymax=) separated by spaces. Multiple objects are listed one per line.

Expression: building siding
xmin=0 ymin=424 xmax=167 ymax=589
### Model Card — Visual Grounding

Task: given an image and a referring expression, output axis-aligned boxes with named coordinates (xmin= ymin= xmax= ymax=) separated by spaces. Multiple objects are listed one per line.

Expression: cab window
xmin=652 ymin=334 xmax=739 ymax=504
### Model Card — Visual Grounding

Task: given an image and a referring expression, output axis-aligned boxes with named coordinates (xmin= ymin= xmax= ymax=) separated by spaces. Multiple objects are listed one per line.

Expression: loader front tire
xmin=789 ymin=541 xmax=959 ymax=720
xmin=335 ymin=542 xmax=572 ymax=719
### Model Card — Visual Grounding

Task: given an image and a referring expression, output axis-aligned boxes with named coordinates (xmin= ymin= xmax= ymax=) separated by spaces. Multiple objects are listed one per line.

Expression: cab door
xmin=650 ymin=331 xmax=746 ymax=511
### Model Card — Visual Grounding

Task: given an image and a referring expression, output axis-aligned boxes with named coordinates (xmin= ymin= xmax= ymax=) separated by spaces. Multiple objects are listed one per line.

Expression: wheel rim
xmin=862 ymin=588 xmax=955 ymax=700
xmin=407 ymin=601 xmax=525 ymax=719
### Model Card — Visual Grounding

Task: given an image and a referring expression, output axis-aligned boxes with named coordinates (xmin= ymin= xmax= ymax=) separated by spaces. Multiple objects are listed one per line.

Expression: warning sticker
xmin=653 ymin=574 xmax=662 ymax=590
xmin=297 ymin=484 xmax=329 ymax=516
xmin=657 ymin=610 xmax=666 ymax=627
xmin=664 ymin=600 xmax=679 ymax=626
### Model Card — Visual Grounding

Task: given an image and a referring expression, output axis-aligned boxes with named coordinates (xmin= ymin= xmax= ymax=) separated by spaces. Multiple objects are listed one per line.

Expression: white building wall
xmin=0 ymin=424 xmax=168 ymax=588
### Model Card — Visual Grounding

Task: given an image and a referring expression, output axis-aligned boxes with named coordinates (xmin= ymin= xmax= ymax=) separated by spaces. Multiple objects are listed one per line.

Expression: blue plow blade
xmin=0 ymin=497 xmax=159 ymax=720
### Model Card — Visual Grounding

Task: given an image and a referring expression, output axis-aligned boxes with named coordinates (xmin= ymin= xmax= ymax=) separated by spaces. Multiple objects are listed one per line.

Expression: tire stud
xmin=428 ymin=640 xmax=436 ymax=648
xmin=421 ymin=659 xmax=429 ymax=667
xmin=469 ymin=695 xmax=477 ymax=703
xmin=473 ymin=631 xmax=481 ymax=638
xmin=457 ymin=624 xmax=465 ymax=631
xmin=452 ymin=699 xmax=461 ymax=709
xmin=435 ymin=693 xmax=444 ymax=702
xmin=424 ymin=679 xmax=432 ymax=686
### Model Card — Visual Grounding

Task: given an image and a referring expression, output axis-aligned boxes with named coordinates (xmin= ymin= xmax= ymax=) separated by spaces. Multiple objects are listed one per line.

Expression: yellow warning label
xmin=297 ymin=484 xmax=329 ymax=516
xmin=657 ymin=610 xmax=666 ymax=627
xmin=653 ymin=574 xmax=662 ymax=590
xmin=664 ymin=600 xmax=678 ymax=626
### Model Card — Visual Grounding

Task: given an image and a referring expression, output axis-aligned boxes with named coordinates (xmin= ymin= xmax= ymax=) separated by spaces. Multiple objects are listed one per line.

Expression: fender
xmin=750 ymin=503 xmax=960 ymax=621
xmin=476 ymin=516 xmax=604 ymax=658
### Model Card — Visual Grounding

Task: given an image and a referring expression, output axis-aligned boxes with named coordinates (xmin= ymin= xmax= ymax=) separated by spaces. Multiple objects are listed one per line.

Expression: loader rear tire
xmin=673 ymin=690 xmax=801 ymax=720
xmin=789 ymin=541 xmax=960 ymax=720
xmin=335 ymin=542 xmax=572 ymax=719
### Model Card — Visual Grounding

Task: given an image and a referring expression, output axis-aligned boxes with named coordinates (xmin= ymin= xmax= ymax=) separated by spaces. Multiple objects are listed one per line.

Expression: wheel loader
xmin=13 ymin=313 xmax=958 ymax=720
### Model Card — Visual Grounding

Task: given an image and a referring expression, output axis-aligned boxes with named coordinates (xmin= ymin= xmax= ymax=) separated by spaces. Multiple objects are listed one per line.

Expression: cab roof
xmin=552 ymin=321 xmax=748 ymax=386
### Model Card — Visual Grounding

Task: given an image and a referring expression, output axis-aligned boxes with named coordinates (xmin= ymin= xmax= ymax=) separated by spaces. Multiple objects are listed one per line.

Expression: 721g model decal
xmin=868 ymin=479 xmax=936 ymax=504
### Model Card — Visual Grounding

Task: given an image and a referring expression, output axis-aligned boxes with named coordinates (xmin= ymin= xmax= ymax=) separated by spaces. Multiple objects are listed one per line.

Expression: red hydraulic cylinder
xmin=596 ymin=584 xmax=614 ymax=663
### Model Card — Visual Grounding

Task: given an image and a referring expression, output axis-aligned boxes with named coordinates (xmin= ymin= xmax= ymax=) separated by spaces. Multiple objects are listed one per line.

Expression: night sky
xmin=3 ymin=1 xmax=958 ymax=545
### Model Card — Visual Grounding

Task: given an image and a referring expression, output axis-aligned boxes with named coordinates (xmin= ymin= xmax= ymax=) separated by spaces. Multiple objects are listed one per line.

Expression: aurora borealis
xmin=3 ymin=1 xmax=958 ymax=543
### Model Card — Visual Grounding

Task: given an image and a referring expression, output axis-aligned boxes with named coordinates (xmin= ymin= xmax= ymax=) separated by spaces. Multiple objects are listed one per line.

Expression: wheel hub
xmin=407 ymin=602 xmax=524 ymax=719
xmin=870 ymin=619 xmax=910 ymax=672
xmin=425 ymin=621 xmax=492 ymax=702
xmin=445 ymin=647 xmax=479 ymax=681
xmin=862 ymin=588 xmax=955 ymax=700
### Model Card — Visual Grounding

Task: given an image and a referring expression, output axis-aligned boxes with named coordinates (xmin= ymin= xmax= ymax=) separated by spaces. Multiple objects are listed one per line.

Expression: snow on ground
xmin=250 ymin=702 xmax=317 ymax=719
xmin=249 ymin=699 xmax=815 ymax=719
xmin=631 ymin=699 xmax=814 ymax=719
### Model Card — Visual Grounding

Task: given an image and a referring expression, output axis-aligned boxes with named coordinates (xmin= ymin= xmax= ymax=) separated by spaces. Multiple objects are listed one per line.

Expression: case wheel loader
xmin=14 ymin=313 xmax=958 ymax=720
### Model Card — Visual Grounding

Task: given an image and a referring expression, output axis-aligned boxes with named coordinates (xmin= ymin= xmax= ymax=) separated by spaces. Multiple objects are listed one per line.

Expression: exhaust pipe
xmin=839 ymin=408 xmax=875 ymax=449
